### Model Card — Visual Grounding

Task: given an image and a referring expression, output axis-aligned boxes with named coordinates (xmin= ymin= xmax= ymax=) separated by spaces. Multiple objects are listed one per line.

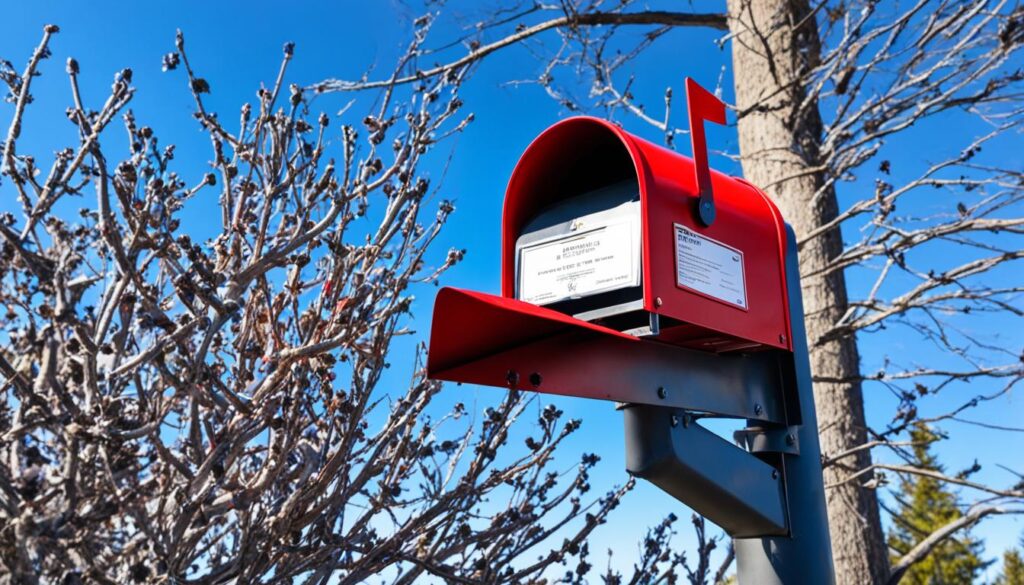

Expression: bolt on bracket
xmin=734 ymin=425 xmax=801 ymax=456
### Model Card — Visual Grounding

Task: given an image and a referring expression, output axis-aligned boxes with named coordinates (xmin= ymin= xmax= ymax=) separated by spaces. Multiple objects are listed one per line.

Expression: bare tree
xmin=0 ymin=21 xmax=698 ymax=583
xmin=317 ymin=1 xmax=1024 ymax=583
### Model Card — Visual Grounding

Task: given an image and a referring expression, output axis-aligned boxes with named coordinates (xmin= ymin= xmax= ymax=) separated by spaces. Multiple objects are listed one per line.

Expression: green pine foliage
xmin=886 ymin=424 xmax=989 ymax=584
xmin=994 ymin=537 xmax=1024 ymax=585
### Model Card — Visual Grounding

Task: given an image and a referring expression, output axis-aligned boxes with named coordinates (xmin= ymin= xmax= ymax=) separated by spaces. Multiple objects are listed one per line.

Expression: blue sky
xmin=2 ymin=0 xmax=1022 ymax=578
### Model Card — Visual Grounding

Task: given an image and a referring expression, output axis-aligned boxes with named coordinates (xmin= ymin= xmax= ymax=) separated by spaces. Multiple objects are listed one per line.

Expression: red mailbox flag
xmin=685 ymin=78 xmax=727 ymax=227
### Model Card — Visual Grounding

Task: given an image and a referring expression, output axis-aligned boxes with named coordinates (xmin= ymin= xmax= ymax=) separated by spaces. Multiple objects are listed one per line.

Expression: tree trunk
xmin=726 ymin=1 xmax=890 ymax=583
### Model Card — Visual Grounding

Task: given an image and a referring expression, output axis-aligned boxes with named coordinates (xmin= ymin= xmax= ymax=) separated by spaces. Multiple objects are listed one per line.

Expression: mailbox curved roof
xmin=501 ymin=116 xmax=793 ymax=352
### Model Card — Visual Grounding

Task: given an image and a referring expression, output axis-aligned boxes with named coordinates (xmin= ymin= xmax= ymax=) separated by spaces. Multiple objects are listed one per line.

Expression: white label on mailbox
xmin=519 ymin=220 xmax=637 ymax=305
xmin=674 ymin=224 xmax=747 ymax=309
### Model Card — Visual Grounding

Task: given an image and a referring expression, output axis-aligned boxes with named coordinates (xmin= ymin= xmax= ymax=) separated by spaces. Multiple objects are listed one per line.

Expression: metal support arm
xmin=624 ymin=405 xmax=787 ymax=538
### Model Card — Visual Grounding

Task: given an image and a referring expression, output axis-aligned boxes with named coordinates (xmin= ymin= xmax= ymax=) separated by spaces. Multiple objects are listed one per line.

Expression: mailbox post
xmin=427 ymin=79 xmax=835 ymax=584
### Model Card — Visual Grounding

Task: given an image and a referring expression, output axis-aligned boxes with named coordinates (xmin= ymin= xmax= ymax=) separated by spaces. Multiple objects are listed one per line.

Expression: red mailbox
xmin=428 ymin=79 xmax=793 ymax=418
xmin=500 ymin=102 xmax=792 ymax=352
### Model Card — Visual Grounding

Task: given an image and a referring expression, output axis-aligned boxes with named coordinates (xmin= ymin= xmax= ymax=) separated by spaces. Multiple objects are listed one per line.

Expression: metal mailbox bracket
xmin=734 ymin=425 xmax=801 ymax=456
xmin=624 ymin=406 xmax=788 ymax=538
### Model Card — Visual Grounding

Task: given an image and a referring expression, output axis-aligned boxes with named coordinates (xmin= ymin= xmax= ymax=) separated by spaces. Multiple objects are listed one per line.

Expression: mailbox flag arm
xmin=685 ymin=78 xmax=727 ymax=227
xmin=427 ymin=287 xmax=786 ymax=423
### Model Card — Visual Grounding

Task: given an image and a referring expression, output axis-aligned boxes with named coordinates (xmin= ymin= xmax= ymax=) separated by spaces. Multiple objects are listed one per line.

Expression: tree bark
xmin=726 ymin=1 xmax=890 ymax=583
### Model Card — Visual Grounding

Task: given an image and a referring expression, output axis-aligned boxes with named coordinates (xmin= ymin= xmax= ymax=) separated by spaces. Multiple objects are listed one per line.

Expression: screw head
xmin=529 ymin=372 xmax=542 ymax=387
xmin=698 ymin=200 xmax=716 ymax=225
xmin=505 ymin=370 xmax=520 ymax=388
xmin=655 ymin=297 xmax=663 ymax=307
xmin=771 ymin=469 xmax=779 ymax=480
xmin=779 ymin=333 xmax=788 ymax=344
xmin=786 ymin=434 xmax=795 ymax=445
xmin=670 ymin=415 xmax=679 ymax=427
xmin=657 ymin=386 xmax=667 ymax=399
xmin=754 ymin=403 xmax=763 ymax=416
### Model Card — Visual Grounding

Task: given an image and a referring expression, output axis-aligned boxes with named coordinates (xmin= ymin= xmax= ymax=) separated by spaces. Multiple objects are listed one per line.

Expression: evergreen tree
xmin=994 ymin=536 xmax=1024 ymax=585
xmin=887 ymin=424 xmax=989 ymax=584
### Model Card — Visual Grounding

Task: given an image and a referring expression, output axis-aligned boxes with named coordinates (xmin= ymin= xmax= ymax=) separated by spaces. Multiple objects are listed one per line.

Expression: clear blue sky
xmin=2 ymin=0 xmax=1022 ymax=578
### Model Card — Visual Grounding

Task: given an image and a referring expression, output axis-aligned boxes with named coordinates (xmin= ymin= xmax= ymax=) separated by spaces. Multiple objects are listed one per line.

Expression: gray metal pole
xmin=733 ymin=226 xmax=835 ymax=584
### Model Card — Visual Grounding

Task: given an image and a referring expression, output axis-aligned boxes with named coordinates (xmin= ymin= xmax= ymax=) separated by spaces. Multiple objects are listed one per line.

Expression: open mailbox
xmin=428 ymin=79 xmax=796 ymax=403
xmin=503 ymin=113 xmax=792 ymax=351
xmin=426 ymin=79 xmax=835 ymax=577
